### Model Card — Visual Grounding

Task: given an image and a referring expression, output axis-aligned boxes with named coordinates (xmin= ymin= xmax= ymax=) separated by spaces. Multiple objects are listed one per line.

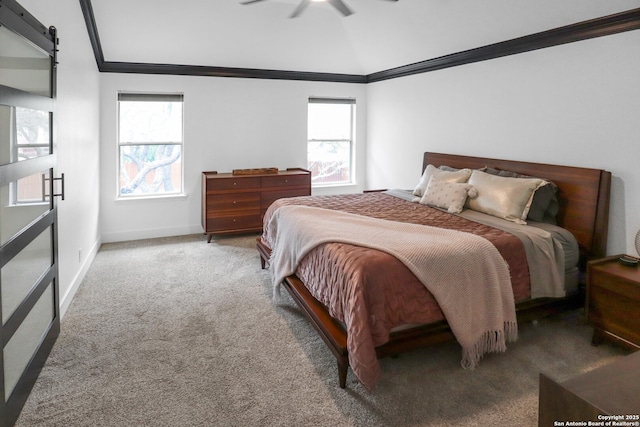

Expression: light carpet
xmin=15 ymin=234 xmax=628 ymax=426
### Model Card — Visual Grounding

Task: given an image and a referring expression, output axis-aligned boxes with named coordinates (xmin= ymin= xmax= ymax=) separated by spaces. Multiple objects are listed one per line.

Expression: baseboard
xmin=100 ymin=225 xmax=203 ymax=244
xmin=59 ymin=237 xmax=101 ymax=319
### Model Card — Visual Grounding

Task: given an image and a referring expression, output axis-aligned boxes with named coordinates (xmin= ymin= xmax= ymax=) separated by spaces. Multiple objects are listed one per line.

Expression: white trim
xmin=114 ymin=193 xmax=187 ymax=203
xmin=59 ymin=237 xmax=101 ymax=319
xmin=101 ymin=225 xmax=203 ymax=244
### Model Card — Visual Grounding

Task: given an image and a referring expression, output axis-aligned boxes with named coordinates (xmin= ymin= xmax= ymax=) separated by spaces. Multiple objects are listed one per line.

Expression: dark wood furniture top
xmin=257 ymin=152 xmax=612 ymax=388
xmin=202 ymin=168 xmax=310 ymax=242
xmin=538 ymin=350 xmax=640 ymax=426
xmin=586 ymin=255 xmax=640 ymax=349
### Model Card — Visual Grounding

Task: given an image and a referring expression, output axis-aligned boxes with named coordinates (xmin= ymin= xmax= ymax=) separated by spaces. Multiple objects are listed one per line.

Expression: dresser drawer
xmin=206 ymin=214 xmax=262 ymax=232
xmin=207 ymin=177 xmax=260 ymax=191
xmin=589 ymin=285 xmax=640 ymax=344
xmin=261 ymin=174 xmax=309 ymax=188
xmin=207 ymin=192 xmax=260 ymax=213
xmin=590 ymin=268 xmax=640 ymax=300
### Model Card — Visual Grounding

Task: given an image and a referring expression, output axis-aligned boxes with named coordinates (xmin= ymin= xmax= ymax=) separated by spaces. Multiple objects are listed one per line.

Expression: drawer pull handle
xmin=233 ymin=201 xmax=237 ymax=204
xmin=233 ymin=219 xmax=237 ymax=222
xmin=233 ymin=182 xmax=237 ymax=186
xmin=285 ymin=179 xmax=288 ymax=183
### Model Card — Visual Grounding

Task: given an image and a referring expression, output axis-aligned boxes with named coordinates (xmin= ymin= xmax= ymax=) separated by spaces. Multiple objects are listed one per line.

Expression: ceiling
xmin=88 ymin=0 xmax=640 ymax=76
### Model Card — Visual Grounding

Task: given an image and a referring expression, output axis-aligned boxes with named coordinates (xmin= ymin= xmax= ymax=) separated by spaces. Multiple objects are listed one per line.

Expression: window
xmin=117 ymin=93 xmax=184 ymax=198
xmin=307 ymin=97 xmax=355 ymax=186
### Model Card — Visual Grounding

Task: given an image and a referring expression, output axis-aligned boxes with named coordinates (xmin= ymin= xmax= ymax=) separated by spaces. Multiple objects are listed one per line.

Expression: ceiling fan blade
xmin=241 ymin=0 xmax=269 ymax=4
xmin=327 ymin=0 xmax=354 ymax=16
xmin=289 ymin=0 xmax=311 ymax=18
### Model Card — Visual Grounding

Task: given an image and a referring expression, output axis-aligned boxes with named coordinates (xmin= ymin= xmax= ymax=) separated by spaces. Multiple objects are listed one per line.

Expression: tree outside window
xmin=307 ymin=98 xmax=355 ymax=186
xmin=117 ymin=93 xmax=184 ymax=198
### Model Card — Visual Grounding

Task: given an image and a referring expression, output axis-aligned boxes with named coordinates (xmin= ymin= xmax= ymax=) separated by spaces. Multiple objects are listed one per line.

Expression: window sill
xmin=115 ymin=193 xmax=187 ymax=203
xmin=6 ymin=202 xmax=49 ymax=208
xmin=312 ymin=182 xmax=357 ymax=189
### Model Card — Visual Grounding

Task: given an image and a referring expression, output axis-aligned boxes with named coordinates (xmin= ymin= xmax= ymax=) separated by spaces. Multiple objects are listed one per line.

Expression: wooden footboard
xmin=282 ymin=275 xmax=350 ymax=388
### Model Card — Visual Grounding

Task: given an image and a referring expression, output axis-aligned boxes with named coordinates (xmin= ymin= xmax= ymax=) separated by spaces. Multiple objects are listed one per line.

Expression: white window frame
xmin=116 ymin=92 xmax=184 ymax=199
xmin=307 ymin=97 xmax=356 ymax=187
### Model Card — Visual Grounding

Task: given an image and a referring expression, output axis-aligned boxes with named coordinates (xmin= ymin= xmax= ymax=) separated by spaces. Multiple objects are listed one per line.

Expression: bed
xmin=256 ymin=152 xmax=611 ymax=389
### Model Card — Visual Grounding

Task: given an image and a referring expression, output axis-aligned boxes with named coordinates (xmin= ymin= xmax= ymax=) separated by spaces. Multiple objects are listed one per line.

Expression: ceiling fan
xmin=241 ymin=0 xmax=398 ymax=19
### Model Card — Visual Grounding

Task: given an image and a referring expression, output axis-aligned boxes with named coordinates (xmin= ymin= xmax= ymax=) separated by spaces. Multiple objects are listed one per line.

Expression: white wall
xmin=19 ymin=0 xmax=102 ymax=317
xmin=99 ymin=74 xmax=367 ymax=242
xmin=366 ymin=30 xmax=640 ymax=256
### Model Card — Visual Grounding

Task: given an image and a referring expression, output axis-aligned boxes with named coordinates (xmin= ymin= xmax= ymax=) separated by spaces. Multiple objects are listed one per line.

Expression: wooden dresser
xmin=201 ymin=168 xmax=311 ymax=241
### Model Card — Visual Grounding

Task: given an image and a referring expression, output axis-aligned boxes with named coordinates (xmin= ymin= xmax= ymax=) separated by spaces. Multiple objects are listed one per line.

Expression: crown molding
xmin=367 ymin=7 xmax=640 ymax=82
xmin=98 ymin=61 xmax=368 ymax=84
xmin=79 ymin=0 xmax=104 ymax=68
xmin=78 ymin=0 xmax=640 ymax=84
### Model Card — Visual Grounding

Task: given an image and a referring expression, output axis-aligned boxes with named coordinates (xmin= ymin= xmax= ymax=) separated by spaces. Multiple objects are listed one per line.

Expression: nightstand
xmin=586 ymin=255 xmax=640 ymax=349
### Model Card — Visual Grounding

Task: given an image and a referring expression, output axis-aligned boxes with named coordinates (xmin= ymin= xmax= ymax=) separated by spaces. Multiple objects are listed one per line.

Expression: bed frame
xmin=256 ymin=152 xmax=612 ymax=388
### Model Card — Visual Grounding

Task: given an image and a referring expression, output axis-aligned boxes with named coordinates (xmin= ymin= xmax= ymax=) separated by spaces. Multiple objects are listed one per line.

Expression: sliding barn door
xmin=0 ymin=2 xmax=61 ymax=425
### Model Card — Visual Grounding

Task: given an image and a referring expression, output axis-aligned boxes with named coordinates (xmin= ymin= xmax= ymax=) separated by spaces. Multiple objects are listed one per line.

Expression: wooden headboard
xmin=423 ymin=152 xmax=612 ymax=263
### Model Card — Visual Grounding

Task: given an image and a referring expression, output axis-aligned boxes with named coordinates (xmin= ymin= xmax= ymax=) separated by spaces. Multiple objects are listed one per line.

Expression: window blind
xmin=308 ymin=97 xmax=355 ymax=105
xmin=118 ymin=93 xmax=184 ymax=102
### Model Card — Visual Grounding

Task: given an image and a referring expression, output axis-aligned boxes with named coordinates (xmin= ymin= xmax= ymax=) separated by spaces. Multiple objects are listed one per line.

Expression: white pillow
xmin=420 ymin=179 xmax=477 ymax=213
xmin=413 ymin=165 xmax=472 ymax=197
xmin=466 ymin=170 xmax=545 ymax=224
